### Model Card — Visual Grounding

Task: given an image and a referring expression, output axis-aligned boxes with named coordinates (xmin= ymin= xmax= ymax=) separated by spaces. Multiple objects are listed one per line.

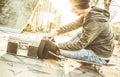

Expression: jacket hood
xmin=86 ymin=7 xmax=110 ymax=22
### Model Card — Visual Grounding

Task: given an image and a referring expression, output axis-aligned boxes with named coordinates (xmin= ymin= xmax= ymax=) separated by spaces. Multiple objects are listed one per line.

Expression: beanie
xmin=70 ymin=0 xmax=90 ymax=9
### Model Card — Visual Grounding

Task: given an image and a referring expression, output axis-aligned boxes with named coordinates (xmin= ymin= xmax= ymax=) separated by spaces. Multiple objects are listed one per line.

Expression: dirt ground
xmin=0 ymin=32 xmax=120 ymax=77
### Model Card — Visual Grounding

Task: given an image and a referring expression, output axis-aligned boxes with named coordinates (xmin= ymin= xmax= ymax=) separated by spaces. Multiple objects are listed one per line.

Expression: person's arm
xmin=58 ymin=21 xmax=103 ymax=50
xmin=47 ymin=16 xmax=84 ymax=40
xmin=57 ymin=16 xmax=84 ymax=35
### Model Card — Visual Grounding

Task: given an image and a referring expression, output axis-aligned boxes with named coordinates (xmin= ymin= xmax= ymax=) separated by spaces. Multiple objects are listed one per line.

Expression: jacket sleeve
xmin=58 ymin=21 xmax=103 ymax=50
xmin=57 ymin=16 xmax=84 ymax=35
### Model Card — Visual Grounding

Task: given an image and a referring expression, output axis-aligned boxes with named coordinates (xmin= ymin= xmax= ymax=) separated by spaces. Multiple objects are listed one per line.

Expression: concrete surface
xmin=0 ymin=54 xmax=103 ymax=77
xmin=0 ymin=32 xmax=120 ymax=77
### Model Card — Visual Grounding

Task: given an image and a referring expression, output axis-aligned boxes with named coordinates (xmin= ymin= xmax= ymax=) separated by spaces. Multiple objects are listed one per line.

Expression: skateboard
xmin=48 ymin=51 xmax=115 ymax=74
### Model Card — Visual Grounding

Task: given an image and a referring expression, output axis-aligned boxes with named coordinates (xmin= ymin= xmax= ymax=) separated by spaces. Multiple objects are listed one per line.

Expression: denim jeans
xmin=59 ymin=29 xmax=109 ymax=64
xmin=60 ymin=49 xmax=109 ymax=64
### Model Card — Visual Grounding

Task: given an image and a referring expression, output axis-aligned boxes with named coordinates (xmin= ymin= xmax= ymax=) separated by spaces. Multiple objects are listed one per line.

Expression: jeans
xmin=60 ymin=49 xmax=109 ymax=64
xmin=59 ymin=29 xmax=109 ymax=64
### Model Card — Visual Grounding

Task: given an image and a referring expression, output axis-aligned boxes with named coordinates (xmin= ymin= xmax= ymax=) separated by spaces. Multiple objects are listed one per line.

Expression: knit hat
xmin=70 ymin=0 xmax=90 ymax=9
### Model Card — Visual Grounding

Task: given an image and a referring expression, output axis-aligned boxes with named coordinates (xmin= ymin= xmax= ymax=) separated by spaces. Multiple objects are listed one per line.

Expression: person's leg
xmin=60 ymin=49 xmax=109 ymax=64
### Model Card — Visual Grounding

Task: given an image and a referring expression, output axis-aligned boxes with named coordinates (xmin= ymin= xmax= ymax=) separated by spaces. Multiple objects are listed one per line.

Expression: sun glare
xmin=50 ymin=0 xmax=78 ymax=25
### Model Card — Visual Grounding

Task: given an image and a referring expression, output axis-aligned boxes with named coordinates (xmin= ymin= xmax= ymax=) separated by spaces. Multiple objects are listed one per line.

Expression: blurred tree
xmin=103 ymin=0 xmax=112 ymax=11
xmin=29 ymin=0 xmax=59 ymax=32
xmin=91 ymin=0 xmax=99 ymax=6
xmin=91 ymin=0 xmax=112 ymax=11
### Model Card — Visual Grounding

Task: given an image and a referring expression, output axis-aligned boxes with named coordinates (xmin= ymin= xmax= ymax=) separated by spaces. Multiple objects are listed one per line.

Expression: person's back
xmin=81 ymin=6 xmax=115 ymax=58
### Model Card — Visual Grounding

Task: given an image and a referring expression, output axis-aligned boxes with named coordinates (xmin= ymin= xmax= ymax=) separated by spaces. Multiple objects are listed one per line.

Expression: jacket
xmin=57 ymin=7 xmax=115 ymax=58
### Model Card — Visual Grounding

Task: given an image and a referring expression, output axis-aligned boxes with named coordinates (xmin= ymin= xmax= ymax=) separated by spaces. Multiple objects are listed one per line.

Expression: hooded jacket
xmin=57 ymin=7 xmax=115 ymax=58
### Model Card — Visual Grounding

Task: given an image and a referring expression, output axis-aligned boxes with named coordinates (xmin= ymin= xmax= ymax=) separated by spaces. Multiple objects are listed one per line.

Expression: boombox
xmin=6 ymin=34 xmax=42 ymax=58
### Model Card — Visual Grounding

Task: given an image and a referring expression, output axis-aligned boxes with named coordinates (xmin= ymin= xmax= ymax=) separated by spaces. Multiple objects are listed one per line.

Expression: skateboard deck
xmin=48 ymin=51 xmax=115 ymax=74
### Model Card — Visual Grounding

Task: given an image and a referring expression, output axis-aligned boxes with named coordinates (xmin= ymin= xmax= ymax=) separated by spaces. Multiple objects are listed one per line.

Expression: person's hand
xmin=46 ymin=31 xmax=58 ymax=41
